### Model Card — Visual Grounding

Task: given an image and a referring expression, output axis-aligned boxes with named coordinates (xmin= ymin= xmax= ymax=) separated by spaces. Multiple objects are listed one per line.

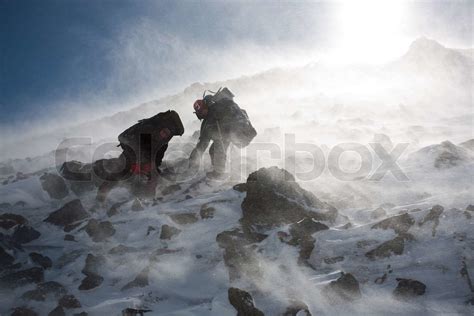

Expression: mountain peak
xmin=409 ymin=37 xmax=446 ymax=52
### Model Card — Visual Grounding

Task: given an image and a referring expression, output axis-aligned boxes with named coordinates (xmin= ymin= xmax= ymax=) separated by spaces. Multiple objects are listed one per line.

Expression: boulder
xmin=370 ymin=207 xmax=387 ymax=220
xmin=0 ymin=246 xmax=14 ymax=267
xmin=84 ymin=219 xmax=115 ymax=242
xmin=121 ymin=308 xmax=152 ymax=316
xmin=48 ymin=306 xmax=65 ymax=316
xmin=131 ymin=199 xmax=144 ymax=212
xmin=0 ymin=267 xmax=44 ymax=288
xmin=200 ymin=206 xmax=215 ymax=219
xmin=11 ymin=307 xmax=38 ymax=316
xmin=393 ymin=278 xmax=426 ymax=299
xmin=228 ymin=287 xmax=264 ymax=316
xmin=12 ymin=225 xmax=41 ymax=244
xmin=22 ymin=281 xmax=67 ymax=301
xmin=365 ymin=235 xmax=412 ymax=260
xmin=79 ymin=254 xmax=104 ymax=290
xmin=121 ymin=267 xmax=150 ymax=290
xmin=40 ymin=173 xmax=69 ymax=200
xmin=159 ymin=225 xmax=181 ymax=240
xmin=58 ymin=294 xmax=82 ymax=309
xmin=241 ymin=167 xmax=337 ymax=234
xmin=79 ymin=274 xmax=103 ymax=291
xmin=323 ymin=272 xmax=361 ymax=303
xmin=44 ymin=200 xmax=89 ymax=227
xmin=64 ymin=234 xmax=76 ymax=241
xmin=0 ymin=213 xmax=27 ymax=229
xmin=216 ymin=229 xmax=259 ymax=280
xmin=283 ymin=300 xmax=312 ymax=316
xmin=29 ymin=252 xmax=52 ymax=269
xmin=419 ymin=205 xmax=444 ymax=236
xmin=169 ymin=213 xmax=198 ymax=225
xmin=371 ymin=213 xmax=414 ymax=234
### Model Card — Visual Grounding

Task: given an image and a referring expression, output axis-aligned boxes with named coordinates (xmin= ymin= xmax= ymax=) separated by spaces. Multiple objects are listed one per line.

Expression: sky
xmin=0 ymin=0 xmax=472 ymax=127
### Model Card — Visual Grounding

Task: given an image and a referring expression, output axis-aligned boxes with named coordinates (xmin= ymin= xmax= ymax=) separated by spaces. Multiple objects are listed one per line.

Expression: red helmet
xmin=193 ymin=99 xmax=208 ymax=119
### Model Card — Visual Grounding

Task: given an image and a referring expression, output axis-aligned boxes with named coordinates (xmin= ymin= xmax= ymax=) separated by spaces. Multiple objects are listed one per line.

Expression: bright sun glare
xmin=330 ymin=0 xmax=409 ymax=64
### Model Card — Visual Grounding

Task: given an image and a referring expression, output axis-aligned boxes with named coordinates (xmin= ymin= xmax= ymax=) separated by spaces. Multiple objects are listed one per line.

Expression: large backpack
xmin=118 ymin=110 xmax=184 ymax=158
xmin=205 ymin=88 xmax=257 ymax=148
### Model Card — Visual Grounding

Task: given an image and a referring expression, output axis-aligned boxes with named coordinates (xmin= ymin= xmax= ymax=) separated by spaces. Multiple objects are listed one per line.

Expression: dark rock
xmin=289 ymin=218 xmax=329 ymax=241
xmin=109 ymin=245 xmax=136 ymax=255
xmin=59 ymin=294 xmax=81 ymax=309
xmin=0 ymin=213 xmax=27 ymax=229
xmin=419 ymin=205 xmax=444 ymax=236
xmin=217 ymin=229 xmax=259 ymax=280
xmin=393 ymin=278 xmax=426 ymax=299
xmin=365 ymin=234 xmax=413 ymax=260
xmin=371 ymin=213 xmax=414 ymax=234
xmin=64 ymin=222 xmax=83 ymax=233
xmin=161 ymin=184 xmax=181 ymax=195
xmin=73 ymin=313 xmax=88 ymax=316
xmin=29 ymin=252 xmax=52 ymax=269
xmin=12 ymin=225 xmax=41 ymax=244
xmin=323 ymin=272 xmax=361 ymax=302
xmin=323 ymin=256 xmax=344 ymax=264
xmin=48 ymin=306 xmax=65 ymax=316
xmin=169 ymin=213 xmax=198 ymax=225
xmin=82 ymin=254 xmax=105 ymax=276
xmin=146 ymin=226 xmax=156 ymax=235
xmin=200 ymin=206 xmax=215 ymax=219
xmin=44 ymin=199 xmax=89 ymax=227
xmin=84 ymin=219 xmax=115 ymax=242
xmin=22 ymin=281 xmax=67 ymax=301
xmin=466 ymin=204 xmax=474 ymax=212
xmin=0 ymin=246 xmax=14 ymax=267
xmin=11 ymin=307 xmax=38 ymax=316
xmin=233 ymin=183 xmax=247 ymax=192
xmin=159 ymin=225 xmax=181 ymax=240
xmin=64 ymin=234 xmax=76 ymax=241
xmin=283 ymin=300 xmax=312 ymax=316
xmin=228 ymin=287 xmax=264 ymax=316
xmin=0 ymin=267 xmax=44 ymax=288
xmin=121 ymin=308 xmax=152 ymax=316
xmin=131 ymin=199 xmax=144 ymax=211
xmin=121 ymin=267 xmax=150 ymax=290
xmin=370 ymin=207 xmax=387 ymax=220
xmin=107 ymin=205 xmax=119 ymax=217
xmin=40 ymin=173 xmax=69 ymax=200
xmin=79 ymin=274 xmax=103 ymax=291
xmin=241 ymin=167 xmax=337 ymax=234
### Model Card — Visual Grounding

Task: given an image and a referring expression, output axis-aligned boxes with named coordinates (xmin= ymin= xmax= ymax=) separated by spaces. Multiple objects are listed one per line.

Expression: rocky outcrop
xmin=58 ymin=294 xmax=81 ymax=309
xmin=11 ymin=307 xmax=38 ymax=316
xmin=29 ymin=252 xmax=52 ymax=269
xmin=0 ymin=213 xmax=27 ymax=229
xmin=323 ymin=272 xmax=361 ymax=303
xmin=0 ymin=246 xmax=15 ymax=267
xmin=241 ymin=167 xmax=337 ymax=235
xmin=0 ymin=267 xmax=44 ymax=288
xmin=84 ymin=219 xmax=115 ymax=242
xmin=44 ymin=200 xmax=89 ymax=228
xmin=159 ymin=225 xmax=181 ymax=240
xmin=79 ymin=254 xmax=104 ymax=291
xmin=228 ymin=287 xmax=264 ymax=316
xmin=121 ymin=267 xmax=150 ymax=291
xmin=371 ymin=213 xmax=414 ymax=234
xmin=21 ymin=281 xmax=67 ymax=301
xmin=419 ymin=205 xmax=444 ymax=236
xmin=283 ymin=300 xmax=312 ymax=316
xmin=200 ymin=205 xmax=215 ymax=219
xmin=40 ymin=173 xmax=69 ymax=200
xmin=12 ymin=225 xmax=41 ymax=244
xmin=169 ymin=213 xmax=198 ymax=225
xmin=393 ymin=278 xmax=426 ymax=299
xmin=365 ymin=234 xmax=413 ymax=260
xmin=216 ymin=229 xmax=259 ymax=280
